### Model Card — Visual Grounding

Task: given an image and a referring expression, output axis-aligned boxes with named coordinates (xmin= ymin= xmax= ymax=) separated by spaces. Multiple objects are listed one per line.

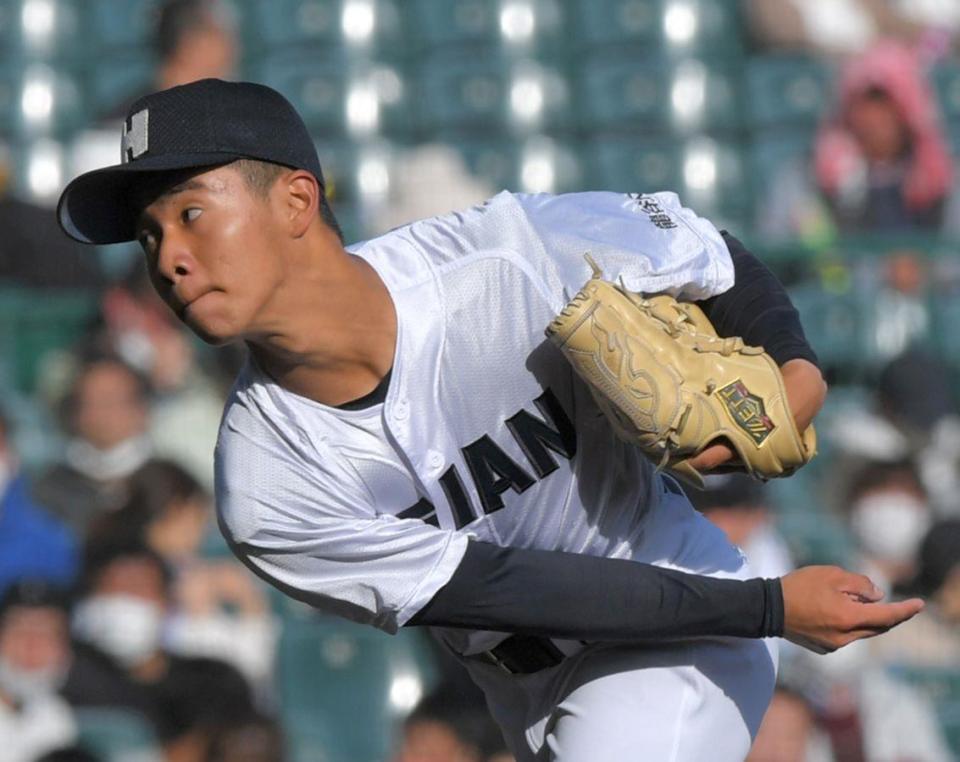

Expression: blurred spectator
xmin=688 ymin=474 xmax=794 ymax=579
xmin=744 ymin=0 xmax=951 ymax=58
xmin=88 ymin=460 xmax=277 ymax=687
xmin=101 ymin=0 xmax=238 ymax=123
xmin=0 ymin=408 xmax=78 ymax=596
xmin=393 ymin=682 xmax=511 ymax=762
xmin=63 ymin=539 xmax=256 ymax=760
xmin=869 ymin=252 xmax=930 ymax=362
xmin=844 ymin=459 xmax=933 ymax=595
xmin=33 ymin=352 xmax=153 ymax=536
xmin=796 ymin=641 xmax=953 ymax=761
xmin=0 ymin=580 xmax=78 ymax=762
xmin=825 ymin=348 xmax=960 ymax=516
xmin=97 ymin=262 xmax=228 ymax=487
xmin=759 ymin=41 xmax=956 ymax=242
xmin=203 ymin=711 xmax=286 ymax=762
xmin=869 ymin=519 xmax=960 ymax=668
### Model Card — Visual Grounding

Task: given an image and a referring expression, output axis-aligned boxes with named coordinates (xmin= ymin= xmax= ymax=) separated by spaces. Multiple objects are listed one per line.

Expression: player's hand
xmin=686 ymin=359 xmax=827 ymax=474
xmin=780 ymin=566 xmax=924 ymax=654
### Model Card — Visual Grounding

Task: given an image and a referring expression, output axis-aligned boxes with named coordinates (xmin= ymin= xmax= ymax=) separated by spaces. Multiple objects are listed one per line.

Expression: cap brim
xmin=57 ymin=152 xmax=243 ymax=245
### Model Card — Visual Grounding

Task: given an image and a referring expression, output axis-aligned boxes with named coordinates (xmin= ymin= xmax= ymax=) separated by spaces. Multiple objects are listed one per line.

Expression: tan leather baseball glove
xmin=545 ymin=255 xmax=816 ymax=488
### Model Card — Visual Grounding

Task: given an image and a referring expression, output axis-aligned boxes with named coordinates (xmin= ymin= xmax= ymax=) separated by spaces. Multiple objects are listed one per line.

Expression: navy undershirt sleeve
xmin=408 ymin=540 xmax=784 ymax=641
xmin=698 ymin=232 xmax=819 ymax=369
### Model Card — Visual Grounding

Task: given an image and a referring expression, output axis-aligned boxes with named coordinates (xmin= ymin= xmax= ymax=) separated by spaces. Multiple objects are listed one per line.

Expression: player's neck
xmin=245 ymin=244 xmax=397 ymax=406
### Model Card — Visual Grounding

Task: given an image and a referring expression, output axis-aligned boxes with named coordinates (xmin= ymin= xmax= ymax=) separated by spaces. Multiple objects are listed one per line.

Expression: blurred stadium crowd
xmin=1 ymin=0 xmax=960 ymax=760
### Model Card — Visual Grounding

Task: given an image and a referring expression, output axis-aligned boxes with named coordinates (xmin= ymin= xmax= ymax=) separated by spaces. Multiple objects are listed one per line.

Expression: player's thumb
xmin=837 ymin=571 xmax=884 ymax=603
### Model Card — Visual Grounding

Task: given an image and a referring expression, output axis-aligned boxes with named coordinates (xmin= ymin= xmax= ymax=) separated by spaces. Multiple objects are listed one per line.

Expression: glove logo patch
xmin=717 ymin=380 xmax=775 ymax=447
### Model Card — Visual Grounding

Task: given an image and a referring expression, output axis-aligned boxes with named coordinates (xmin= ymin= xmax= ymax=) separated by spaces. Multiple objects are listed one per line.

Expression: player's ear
xmin=280 ymin=169 xmax=320 ymax=239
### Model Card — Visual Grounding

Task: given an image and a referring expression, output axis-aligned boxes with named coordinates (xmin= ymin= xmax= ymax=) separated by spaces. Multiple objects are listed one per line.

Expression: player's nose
xmin=156 ymin=230 xmax=195 ymax=285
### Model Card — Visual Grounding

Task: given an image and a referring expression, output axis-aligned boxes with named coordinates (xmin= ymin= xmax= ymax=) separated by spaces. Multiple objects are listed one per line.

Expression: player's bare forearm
xmin=780 ymin=357 xmax=827 ymax=434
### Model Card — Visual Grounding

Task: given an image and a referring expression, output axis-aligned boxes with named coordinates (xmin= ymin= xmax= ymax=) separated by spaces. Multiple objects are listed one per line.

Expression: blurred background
xmin=1 ymin=0 xmax=960 ymax=760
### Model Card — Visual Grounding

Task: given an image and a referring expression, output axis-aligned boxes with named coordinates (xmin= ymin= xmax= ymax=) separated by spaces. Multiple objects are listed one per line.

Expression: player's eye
xmin=182 ymin=207 xmax=202 ymax=223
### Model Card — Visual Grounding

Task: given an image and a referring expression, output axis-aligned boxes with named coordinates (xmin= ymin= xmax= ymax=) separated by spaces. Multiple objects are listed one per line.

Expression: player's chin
xmin=182 ymin=313 xmax=241 ymax=346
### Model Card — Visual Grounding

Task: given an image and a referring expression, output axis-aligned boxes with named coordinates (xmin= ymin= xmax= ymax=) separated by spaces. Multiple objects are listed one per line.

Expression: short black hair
xmin=86 ymin=458 xmax=207 ymax=548
xmin=0 ymin=579 xmax=71 ymax=622
xmin=78 ymin=538 xmax=174 ymax=600
xmin=845 ymin=458 xmax=926 ymax=507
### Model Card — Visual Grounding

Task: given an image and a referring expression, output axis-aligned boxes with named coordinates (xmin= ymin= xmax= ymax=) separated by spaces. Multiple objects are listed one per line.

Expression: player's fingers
xmin=686 ymin=442 xmax=734 ymax=471
xmin=835 ymin=571 xmax=884 ymax=602
xmin=844 ymin=598 xmax=924 ymax=631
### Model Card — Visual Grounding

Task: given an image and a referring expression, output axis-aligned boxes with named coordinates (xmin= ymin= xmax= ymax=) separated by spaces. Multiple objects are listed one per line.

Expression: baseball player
xmin=56 ymin=80 xmax=923 ymax=761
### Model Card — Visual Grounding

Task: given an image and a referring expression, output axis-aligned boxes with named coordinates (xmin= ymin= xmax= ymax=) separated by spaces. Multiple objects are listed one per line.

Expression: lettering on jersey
xmin=438 ymin=466 xmax=477 ymax=528
xmin=505 ymin=388 xmax=577 ymax=478
xmin=398 ymin=388 xmax=578 ymax=530
xmin=462 ymin=435 xmax=536 ymax=515
xmin=629 ymin=193 xmax=678 ymax=230
xmin=396 ymin=497 xmax=440 ymax=527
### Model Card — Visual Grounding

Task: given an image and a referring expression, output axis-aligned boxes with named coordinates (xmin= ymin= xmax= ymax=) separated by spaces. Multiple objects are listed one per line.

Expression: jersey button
xmin=393 ymin=400 xmax=409 ymax=421
xmin=427 ymin=451 xmax=444 ymax=470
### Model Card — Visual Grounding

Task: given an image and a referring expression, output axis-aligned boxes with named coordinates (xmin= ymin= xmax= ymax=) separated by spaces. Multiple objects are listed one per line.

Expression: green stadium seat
xmin=75 ymin=707 xmax=160 ymax=761
xmin=407 ymin=0 xmax=499 ymax=49
xmin=407 ymin=0 xmax=566 ymax=57
xmin=786 ymin=283 xmax=863 ymax=376
xmin=314 ymin=139 xmax=399 ymax=205
xmin=747 ymin=131 xmax=814 ymax=205
xmin=245 ymin=0 xmax=340 ymax=48
xmin=278 ymin=616 xmax=439 ymax=762
xmin=567 ymin=0 xmax=743 ymax=59
xmin=586 ymin=136 xmax=751 ymax=224
xmin=84 ymin=54 xmax=155 ymax=122
xmin=415 ymin=53 xmax=571 ymax=134
xmin=744 ymin=55 xmax=833 ymax=132
xmin=932 ymin=62 xmax=960 ymax=124
xmin=0 ymin=288 xmax=98 ymax=394
xmin=0 ymin=0 xmax=84 ymax=61
xmin=250 ymin=54 xmax=410 ymax=137
xmin=576 ymin=55 xmax=742 ymax=134
xmin=83 ymin=0 xmax=156 ymax=52
xmin=243 ymin=0 xmax=407 ymax=56
xmin=444 ymin=135 xmax=582 ymax=194
xmin=0 ymin=66 xmax=87 ymax=139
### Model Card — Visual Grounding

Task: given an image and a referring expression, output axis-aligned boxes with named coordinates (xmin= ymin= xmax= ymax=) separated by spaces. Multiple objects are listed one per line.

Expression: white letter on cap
xmin=121 ymin=109 xmax=149 ymax=163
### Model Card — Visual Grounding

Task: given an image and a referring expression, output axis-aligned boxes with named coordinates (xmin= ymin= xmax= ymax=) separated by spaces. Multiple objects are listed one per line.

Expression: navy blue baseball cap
xmin=58 ymin=78 xmax=325 ymax=245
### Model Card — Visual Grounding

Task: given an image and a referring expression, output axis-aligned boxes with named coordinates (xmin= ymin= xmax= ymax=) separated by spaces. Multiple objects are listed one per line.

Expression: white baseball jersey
xmin=215 ymin=190 xmax=736 ymax=657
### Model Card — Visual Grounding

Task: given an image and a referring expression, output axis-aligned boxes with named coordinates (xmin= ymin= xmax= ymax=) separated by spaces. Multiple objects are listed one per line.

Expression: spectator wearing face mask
xmin=0 ymin=408 xmax=78 ymax=597
xmin=62 ymin=539 xmax=257 ymax=760
xmin=869 ymin=519 xmax=960 ymax=669
xmin=33 ymin=352 xmax=154 ymax=537
xmin=0 ymin=580 xmax=78 ymax=762
xmin=844 ymin=459 xmax=933 ymax=597
xmin=86 ymin=460 xmax=277 ymax=688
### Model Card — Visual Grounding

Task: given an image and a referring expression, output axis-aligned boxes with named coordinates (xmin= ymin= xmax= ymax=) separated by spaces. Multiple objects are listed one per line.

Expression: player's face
xmin=135 ymin=165 xmax=286 ymax=345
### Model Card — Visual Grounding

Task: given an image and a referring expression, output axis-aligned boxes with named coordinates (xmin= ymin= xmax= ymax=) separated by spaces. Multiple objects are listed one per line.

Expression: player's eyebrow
xmin=133 ymin=176 xmax=219 ymax=232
